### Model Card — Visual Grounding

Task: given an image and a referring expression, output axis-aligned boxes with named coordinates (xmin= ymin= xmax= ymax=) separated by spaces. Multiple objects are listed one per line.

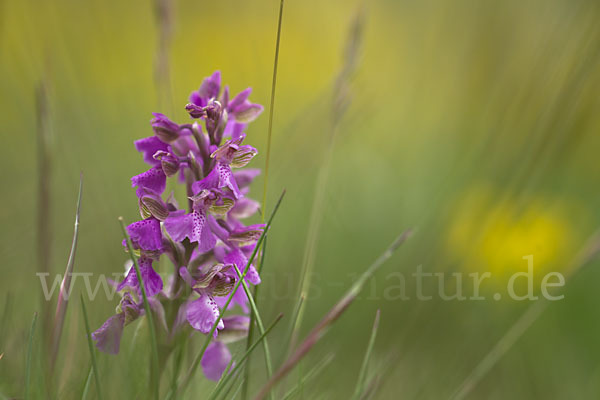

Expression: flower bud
xmin=151 ymin=113 xmax=180 ymax=143
xmin=185 ymin=103 xmax=206 ymax=119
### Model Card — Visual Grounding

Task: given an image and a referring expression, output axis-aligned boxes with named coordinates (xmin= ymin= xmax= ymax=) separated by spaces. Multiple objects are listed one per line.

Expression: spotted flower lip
xmin=94 ymin=72 xmax=264 ymax=382
xmin=131 ymin=166 xmax=167 ymax=197
xmin=179 ymin=266 xmax=236 ymax=336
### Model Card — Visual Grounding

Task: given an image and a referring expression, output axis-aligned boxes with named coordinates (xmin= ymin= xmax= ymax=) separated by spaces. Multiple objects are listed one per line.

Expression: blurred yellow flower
xmin=446 ymin=184 xmax=578 ymax=284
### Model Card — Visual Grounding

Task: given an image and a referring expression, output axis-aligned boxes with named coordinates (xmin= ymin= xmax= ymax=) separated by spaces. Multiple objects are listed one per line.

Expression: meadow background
xmin=2 ymin=0 xmax=600 ymax=398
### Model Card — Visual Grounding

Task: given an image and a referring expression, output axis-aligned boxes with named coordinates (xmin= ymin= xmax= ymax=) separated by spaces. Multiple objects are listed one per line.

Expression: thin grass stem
xmin=352 ymin=310 xmax=380 ymax=400
xmin=261 ymin=0 xmax=286 ymax=221
xmin=280 ymin=353 xmax=334 ymax=400
xmin=51 ymin=173 xmax=83 ymax=368
xmin=210 ymin=314 xmax=284 ymax=400
xmin=80 ymin=297 xmax=103 ymax=400
xmin=81 ymin=366 xmax=93 ymax=400
xmin=232 ymin=264 xmax=274 ymax=392
xmin=25 ymin=312 xmax=38 ymax=400
xmin=291 ymin=8 xmax=365 ymax=348
xmin=242 ymin=236 xmax=268 ymax=399
xmin=255 ymin=230 xmax=411 ymax=400
xmin=36 ymin=82 xmax=52 ymax=343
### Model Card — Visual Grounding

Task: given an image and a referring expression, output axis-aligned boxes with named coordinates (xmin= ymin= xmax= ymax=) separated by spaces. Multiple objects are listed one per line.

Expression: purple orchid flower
xmin=192 ymin=135 xmax=257 ymax=199
xmin=94 ymin=73 xmax=265 ymax=383
xmin=123 ymin=217 xmax=163 ymax=252
xmin=92 ymin=293 xmax=142 ymax=354
xmin=179 ymin=264 xmax=237 ymax=336
xmin=200 ymin=315 xmax=250 ymax=380
xmin=187 ymin=71 xmax=263 ymax=124
xmin=163 ymin=188 xmax=236 ymax=253
xmin=117 ymin=257 xmax=163 ymax=297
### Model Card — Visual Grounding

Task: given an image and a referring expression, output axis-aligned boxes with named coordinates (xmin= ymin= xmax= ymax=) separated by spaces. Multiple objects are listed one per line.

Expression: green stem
xmin=25 ymin=312 xmax=38 ymax=400
xmin=242 ymin=236 xmax=268 ymax=399
xmin=80 ymin=297 xmax=103 ymax=400
xmin=232 ymin=264 xmax=274 ymax=393
xmin=261 ymin=0 xmax=286 ymax=222
xmin=352 ymin=310 xmax=381 ymax=400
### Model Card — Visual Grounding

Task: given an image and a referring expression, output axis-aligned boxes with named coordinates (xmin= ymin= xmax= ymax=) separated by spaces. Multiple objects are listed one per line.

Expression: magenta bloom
xmin=92 ymin=293 xmax=142 ymax=354
xmin=93 ymin=72 xmax=264 ymax=383
xmin=201 ymin=341 xmax=232 ymax=381
xmin=117 ymin=258 xmax=163 ymax=297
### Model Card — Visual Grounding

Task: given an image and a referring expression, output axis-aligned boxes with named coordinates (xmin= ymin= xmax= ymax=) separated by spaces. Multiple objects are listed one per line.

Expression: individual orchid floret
xmin=123 ymin=217 xmax=163 ymax=252
xmin=233 ymin=169 xmax=260 ymax=189
xmin=163 ymin=190 xmax=235 ymax=253
xmin=199 ymin=315 xmax=250 ymax=380
xmin=151 ymin=113 xmax=181 ymax=143
xmin=210 ymin=135 xmax=258 ymax=168
xmin=152 ymin=149 xmax=182 ymax=177
xmin=131 ymin=166 xmax=166 ymax=197
xmin=189 ymin=71 xmax=221 ymax=108
xmin=92 ymin=293 xmax=142 ymax=355
xmin=228 ymin=195 xmax=260 ymax=220
xmin=187 ymin=71 xmax=262 ymax=143
xmin=179 ymin=264 xmax=236 ymax=336
xmin=201 ymin=341 xmax=232 ymax=381
xmin=192 ymin=135 xmax=257 ymax=198
xmin=134 ymin=136 xmax=169 ymax=167
xmin=117 ymin=257 xmax=164 ymax=297
xmin=188 ymin=72 xmax=262 ymax=124
xmin=225 ymin=87 xmax=264 ymax=124
xmin=220 ymin=246 xmax=261 ymax=286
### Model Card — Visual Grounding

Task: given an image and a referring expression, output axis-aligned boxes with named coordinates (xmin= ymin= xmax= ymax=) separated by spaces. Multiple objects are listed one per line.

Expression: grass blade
xmin=229 ymin=379 xmax=245 ymax=400
xmin=261 ymin=0 xmax=286 ymax=220
xmin=170 ymin=190 xmax=286 ymax=399
xmin=169 ymin=341 xmax=185 ymax=398
xmin=51 ymin=173 xmax=83 ymax=368
xmin=279 ymin=294 xmax=304 ymax=367
xmin=291 ymin=7 xmax=366 ymax=348
xmin=81 ymin=366 xmax=93 ymax=400
xmin=25 ymin=312 xmax=38 ymax=400
xmin=0 ymin=293 xmax=12 ymax=347
xmin=36 ymin=82 xmax=53 ymax=339
xmin=232 ymin=264 xmax=274 ymax=389
xmin=209 ymin=314 xmax=284 ymax=400
xmin=352 ymin=310 xmax=380 ymax=400
xmin=255 ymin=230 xmax=411 ymax=400
xmin=80 ymin=296 xmax=103 ymax=400
xmin=242 ymin=236 xmax=268 ymax=399
xmin=119 ymin=217 xmax=160 ymax=400
xmin=281 ymin=353 xmax=334 ymax=400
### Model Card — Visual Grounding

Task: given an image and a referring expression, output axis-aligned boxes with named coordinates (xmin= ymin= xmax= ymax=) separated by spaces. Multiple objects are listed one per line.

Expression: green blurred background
xmin=2 ymin=0 xmax=600 ymax=398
